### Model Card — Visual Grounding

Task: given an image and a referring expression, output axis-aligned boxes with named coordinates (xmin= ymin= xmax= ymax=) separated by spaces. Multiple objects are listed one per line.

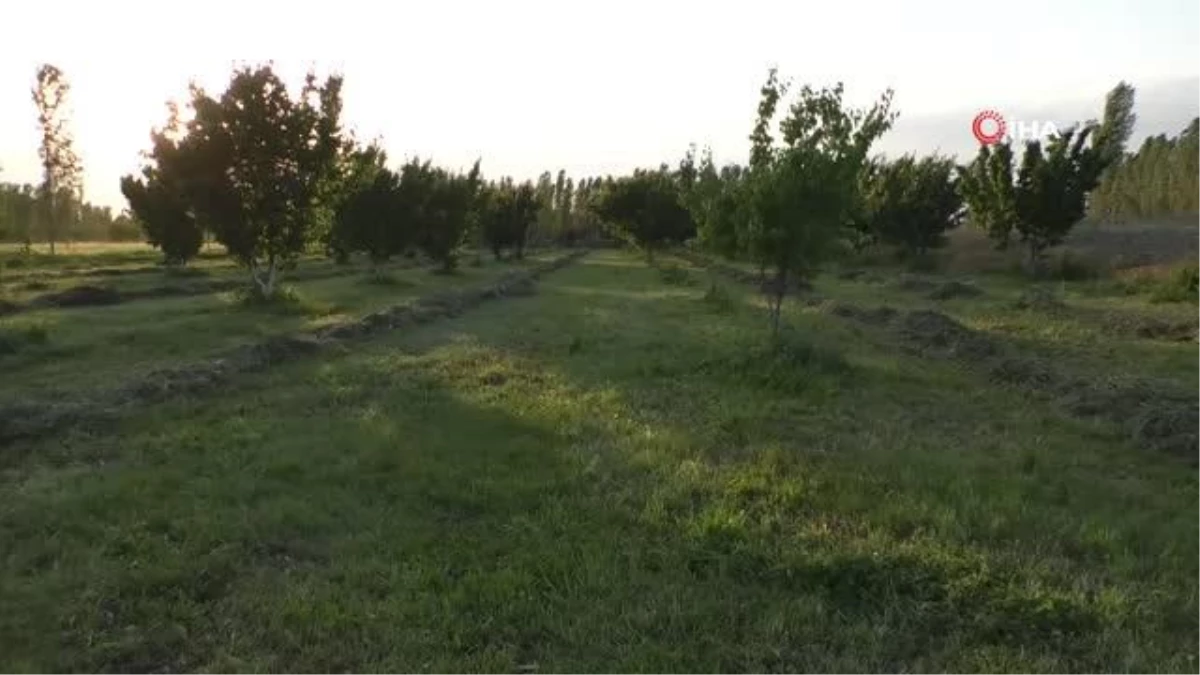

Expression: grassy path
xmin=0 ymin=254 xmax=557 ymax=399
xmin=1 ymin=251 xmax=1194 ymax=671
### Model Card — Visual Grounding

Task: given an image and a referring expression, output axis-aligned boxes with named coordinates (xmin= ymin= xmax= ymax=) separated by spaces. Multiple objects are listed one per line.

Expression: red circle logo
xmin=971 ymin=110 xmax=1007 ymax=145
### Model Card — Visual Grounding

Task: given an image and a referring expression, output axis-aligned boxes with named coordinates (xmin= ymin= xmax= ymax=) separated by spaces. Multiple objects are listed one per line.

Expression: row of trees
xmin=0 ymin=182 xmax=140 ymax=244
xmin=121 ymin=64 xmax=576 ymax=294
xmin=1089 ymin=117 xmax=1200 ymax=219
xmin=2 ymin=65 xmax=123 ymax=250
xmin=532 ymin=170 xmax=608 ymax=245
xmin=589 ymin=74 xmax=1138 ymax=334
xmin=958 ymin=83 xmax=1135 ymax=271
xmin=121 ymin=65 xmax=351 ymax=294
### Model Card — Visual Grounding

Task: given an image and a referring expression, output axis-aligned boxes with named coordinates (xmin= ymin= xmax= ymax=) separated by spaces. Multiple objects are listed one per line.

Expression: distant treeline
xmin=1090 ymin=118 xmax=1199 ymax=220
xmin=0 ymin=183 xmax=140 ymax=244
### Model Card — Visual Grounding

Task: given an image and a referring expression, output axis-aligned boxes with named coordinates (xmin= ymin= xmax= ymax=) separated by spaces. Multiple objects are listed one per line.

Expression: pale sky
xmin=2 ymin=0 xmax=1198 ymax=210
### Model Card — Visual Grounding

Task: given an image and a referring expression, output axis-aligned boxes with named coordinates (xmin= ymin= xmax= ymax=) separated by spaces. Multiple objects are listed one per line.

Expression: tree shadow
xmin=3 ymin=252 xmax=1192 ymax=672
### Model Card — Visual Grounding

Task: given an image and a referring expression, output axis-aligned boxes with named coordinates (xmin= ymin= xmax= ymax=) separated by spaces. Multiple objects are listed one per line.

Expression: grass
xmin=0 ymin=252 xmax=554 ymax=400
xmin=0 ymin=320 xmax=49 ymax=355
xmin=0 ymin=250 xmax=1195 ymax=671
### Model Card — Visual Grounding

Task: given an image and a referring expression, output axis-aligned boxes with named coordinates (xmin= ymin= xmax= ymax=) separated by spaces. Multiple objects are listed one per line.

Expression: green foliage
xmin=409 ymin=159 xmax=482 ymax=272
xmin=119 ymin=156 xmax=203 ymax=266
xmin=330 ymin=146 xmax=412 ymax=266
xmin=1093 ymin=81 xmax=1137 ymax=169
xmin=680 ymin=146 xmax=746 ymax=259
xmin=739 ymin=69 xmax=896 ymax=334
xmin=590 ymin=170 xmax=694 ymax=259
xmin=325 ymin=142 xmax=388 ymax=261
xmin=957 ymin=143 xmax=1020 ymax=248
xmin=1091 ymin=118 xmax=1199 ymax=220
xmin=142 ymin=64 xmax=347 ymax=296
xmin=960 ymin=84 xmax=1132 ymax=276
xmin=479 ymin=181 xmax=538 ymax=260
xmin=858 ymin=155 xmax=962 ymax=256
xmin=1014 ymin=127 xmax=1107 ymax=256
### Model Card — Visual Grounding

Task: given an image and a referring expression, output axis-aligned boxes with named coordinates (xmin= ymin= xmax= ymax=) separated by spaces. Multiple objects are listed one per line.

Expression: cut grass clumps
xmin=0 ymin=321 xmax=50 ymax=355
xmin=928 ymin=280 xmax=984 ymax=300
xmin=35 ymin=284 xmax=122 ymax=309
xmin=1132 ymin=317 xmax=1197 ymax=342
xmin=1014 ymin=286 xmax=1067 ymax=312
xmin=359 ymin=271 xmax=414 ymax=288
xmin=225 ymin=286 xmax=336 ymax=317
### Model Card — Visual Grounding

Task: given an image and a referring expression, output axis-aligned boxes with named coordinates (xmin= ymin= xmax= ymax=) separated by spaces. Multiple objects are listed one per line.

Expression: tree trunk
xmin=264 ymin=257 xmax=278 ymax=297
xmin=1027 ymin=243 xmax=1041 ymax=278
xmin=47 ymin=192 xmax=56 ymax=256
xmin=767 ymin=268 xmax=787 ymax=340
xmin=250 ymin=256 xmax=280 ymax=298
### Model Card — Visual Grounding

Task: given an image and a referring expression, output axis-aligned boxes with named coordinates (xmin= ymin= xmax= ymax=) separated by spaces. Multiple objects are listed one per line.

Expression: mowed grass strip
xmin=0 ymin=253 xmax=556 ymax=399
xmin=0 ymin=251 xmax=1194 ymax=672
xmin=820 ymin=268 xmax=1195 ymax=387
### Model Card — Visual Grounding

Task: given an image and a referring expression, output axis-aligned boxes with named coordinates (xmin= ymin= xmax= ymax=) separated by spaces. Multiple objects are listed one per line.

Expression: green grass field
xmin=0 ymin=248 xmax=1195 ymax=671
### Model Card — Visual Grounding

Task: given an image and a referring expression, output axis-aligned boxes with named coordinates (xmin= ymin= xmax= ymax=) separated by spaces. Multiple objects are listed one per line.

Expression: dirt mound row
xmin=683 ymin=251 xmax=1196 ymax=460
xmin=1013 ymin=287 xmax=1068 ymax=312
xmin=833 ymin=303 xmax=1197 ymax=460
xmin=892 ymin=274 xmax=985 ymax=300
xmin=0 ymin=265 xmax=391 ymax=317
xmin=0 ymin=251 xmax=587 ymax=444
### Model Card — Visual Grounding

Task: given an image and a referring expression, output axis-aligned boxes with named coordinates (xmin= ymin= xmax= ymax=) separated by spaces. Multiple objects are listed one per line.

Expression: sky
xmin=2 ymin=0 xmax=1198 ymax=210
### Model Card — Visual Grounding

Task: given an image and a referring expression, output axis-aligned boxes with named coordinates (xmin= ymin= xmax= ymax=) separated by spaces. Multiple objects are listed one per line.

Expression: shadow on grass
xmin=1 ymin=252 xmax=1193 ymax=672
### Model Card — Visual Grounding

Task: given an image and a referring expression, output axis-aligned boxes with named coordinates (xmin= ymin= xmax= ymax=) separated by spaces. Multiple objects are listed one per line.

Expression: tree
xmin=960 ymin=130 xmax=1107 ymax=273
xmin=1013 ymin=127 xmax=1107 ymax=269
xmin=680 ymin=147 xmax=745 ymax=258
xmin=1093 ymin=81 xmax=1136 ymax=169
xmin=739 ymin=69 xmax=896 ymax=335
xmin=411 ymin=159 xmax=482 ymax=272
xmin=1089 ymin=117 xmax=1198 ymax=220
xmin=326 ymin=142 xmax=389 ymax=263
xmin=533 ymin=171 xmax=555 ymax=242
xmin=860 ymin=155 xmax=962 ymax=257
xmin=120 ymin=102 xmax=203 ymax=265
xmin=959 ymin=85 xmax=1129 ymax=274
xmin=480 ymin=181 xmax=538 ymax=260
xmin=0 ymin=183 xmax=37 ymax=247
xmin=145 ymin=64 xmax=346 ymax=297
xmin=333 ymin=166 xmax=409 ymax=268
xmin=958 ymin=142 xmax=1019 ymax=245
xmin=32 ymin=64 xmax=82 ymax=255
xmin=559 ymin=177 xmax=575 ymax=242
xmin=119 ymin=174 xmax=202 ymax=266
xmin=590 ymin=169 xmax=694 ymax=261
